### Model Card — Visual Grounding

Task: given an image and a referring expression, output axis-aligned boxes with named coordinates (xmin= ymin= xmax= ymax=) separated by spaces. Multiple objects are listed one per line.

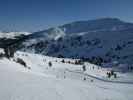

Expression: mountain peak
xmin=94 ymin=18 xmax=121 ymax=21
xmin=59 ymin=18 xmax=129 ymax=34
xmin=92 ymin=18 xmax=124 ymax=24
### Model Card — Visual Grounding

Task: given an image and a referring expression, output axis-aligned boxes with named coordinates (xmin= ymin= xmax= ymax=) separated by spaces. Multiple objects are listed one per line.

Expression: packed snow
xmin=0 ymin=51 xmax=133 ymax=100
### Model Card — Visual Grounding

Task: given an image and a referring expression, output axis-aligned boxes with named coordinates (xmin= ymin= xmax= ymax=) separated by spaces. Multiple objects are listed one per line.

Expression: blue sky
xmin=0 ymin=0 xmax=133 ymax=32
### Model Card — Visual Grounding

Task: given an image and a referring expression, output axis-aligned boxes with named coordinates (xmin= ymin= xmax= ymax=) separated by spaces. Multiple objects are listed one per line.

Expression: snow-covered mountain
xmin=21 ymin=18 xmax=133 ymax=65
xmin=0 ymin=31 xmax=31 ymax=50
xmin=0 ymin=31 xmax=31 ymax=39
xmin=1 ymin=18 xmax=133 ymax=100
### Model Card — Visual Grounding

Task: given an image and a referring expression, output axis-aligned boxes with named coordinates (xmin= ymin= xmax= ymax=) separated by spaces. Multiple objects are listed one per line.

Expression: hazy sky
xmin=0 ymin=0 xmax=133 ymax=32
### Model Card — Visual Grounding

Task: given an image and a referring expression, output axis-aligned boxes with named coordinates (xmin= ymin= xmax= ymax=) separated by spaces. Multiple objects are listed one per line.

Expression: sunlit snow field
xmin=0 ymin=51 xmax=133 ymax=100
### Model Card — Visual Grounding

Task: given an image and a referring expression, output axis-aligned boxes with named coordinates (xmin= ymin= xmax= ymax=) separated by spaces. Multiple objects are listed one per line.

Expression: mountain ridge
xmin=1 ymin=18 xmax=133 ymax=65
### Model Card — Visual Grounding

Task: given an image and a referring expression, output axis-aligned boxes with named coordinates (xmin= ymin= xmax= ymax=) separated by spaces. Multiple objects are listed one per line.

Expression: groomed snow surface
xmin=0 ymin=51 xmax=133 ymax=100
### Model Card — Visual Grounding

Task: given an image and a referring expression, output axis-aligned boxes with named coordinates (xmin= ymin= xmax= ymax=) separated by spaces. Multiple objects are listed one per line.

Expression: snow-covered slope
xmin=14 ymin=51 xmax=133 ymax=82
xmin=0 ymin=32 xmax=31 ymax=39
xmin=0 ymin=51 xmax=133 ymax=100
xmin=21 ymin=18 xmax=133 ymax=65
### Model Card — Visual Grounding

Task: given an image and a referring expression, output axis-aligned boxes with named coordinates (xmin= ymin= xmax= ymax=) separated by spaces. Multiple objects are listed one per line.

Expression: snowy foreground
xmin=0 ymin=51 xmax=133 ymax=100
